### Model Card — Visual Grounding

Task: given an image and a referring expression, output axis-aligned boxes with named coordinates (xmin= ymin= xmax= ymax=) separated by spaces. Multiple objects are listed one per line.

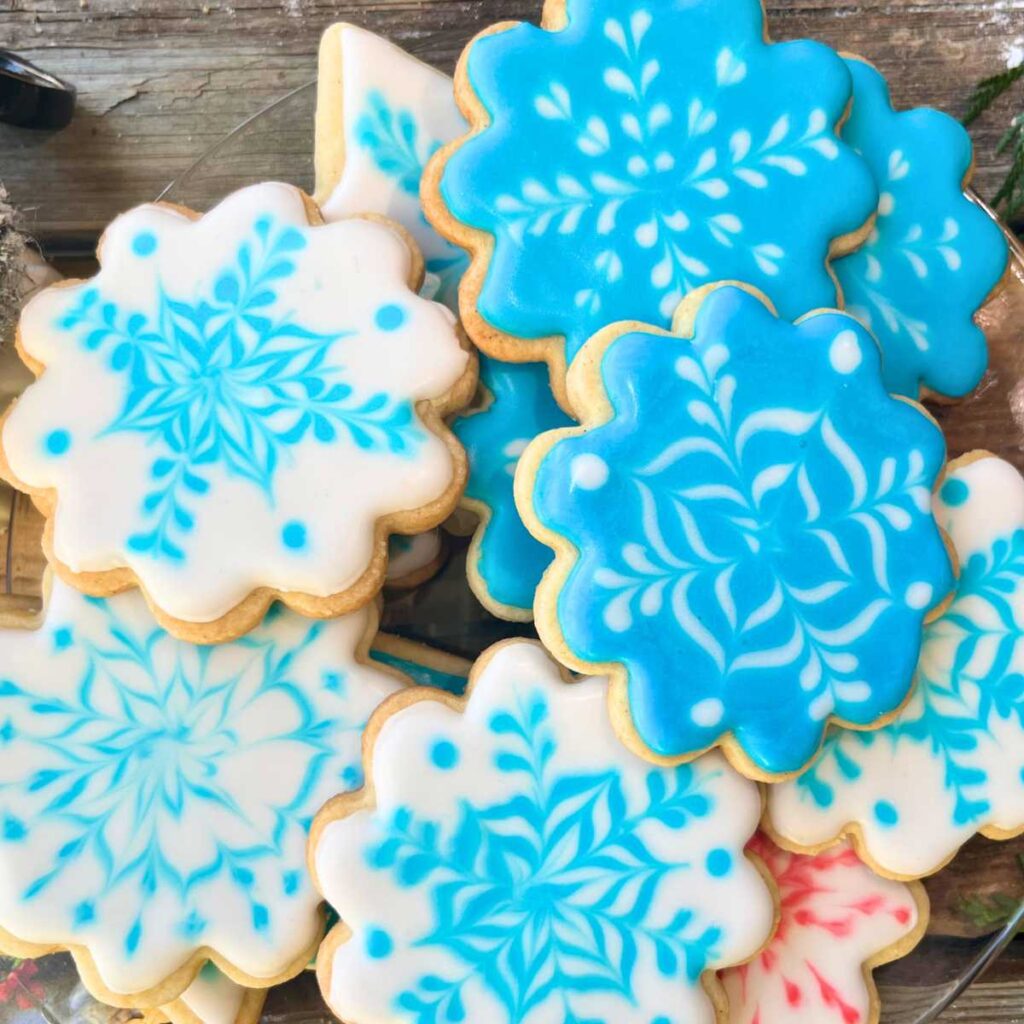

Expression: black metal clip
xmin=0 ymin=50 xmax=75 ymax=130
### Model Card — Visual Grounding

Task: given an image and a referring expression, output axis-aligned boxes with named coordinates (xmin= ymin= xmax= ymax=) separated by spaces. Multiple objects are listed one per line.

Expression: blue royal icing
xmin=834 ymin=58 xmax=1008 ymax=399
xmin=524 ymin=285 xmax=952 ymax=776
xmin=312 ymin=640 xmax=774 ymax=1024
xmin=369 ymin=643 xmax=470 ymax=696
xmin=769 ymin=455 xmax=1024 ymax=877
xmin=452 ymin=356 xmax=573 ymax=618
xmin=440 ymin=0 xmax=877 ymax=375
xmin=0 ymin=581 xmax=401 ymax=999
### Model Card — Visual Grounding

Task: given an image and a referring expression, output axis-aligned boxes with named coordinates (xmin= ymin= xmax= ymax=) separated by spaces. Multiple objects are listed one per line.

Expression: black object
xmin=0 ymin=50 xmax=75 ymax=129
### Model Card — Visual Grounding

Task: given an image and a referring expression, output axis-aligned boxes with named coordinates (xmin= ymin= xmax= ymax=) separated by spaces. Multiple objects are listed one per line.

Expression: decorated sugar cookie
xmin=719 ymin=833 xmax=926 ymax=1024
xmin=369 ymin=633 xmax=471 ymax=695
xmin=0 ymin=183 xmax=474 ymax=642
xmin=311 ymin=640 xmax=775 ymax=1024
xmin=315 ymin=23 xmax=468 ymax=311
xmin=385 ymin=531 xmax=447 ymax=590
xmin=768 ymin=453 xmax=1024 ymax=878
xmin=158 ymin=964 xmax=264 ymax=1024
xmin=0 ymin=578 xmax=404 ymax=1007
xmin=452 ymin=356 xmax=573 ymax=620
xmin=427 ymin=0 xmax=877 ymax=407
xmin=833 ymin=58 xmax=1008 ymax=400
xmin=518 ymin=284 xmax=952 ymax=779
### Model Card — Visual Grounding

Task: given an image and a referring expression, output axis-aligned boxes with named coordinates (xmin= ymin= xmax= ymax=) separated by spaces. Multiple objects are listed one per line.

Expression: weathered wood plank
xmin=1 ymin=0 xmax=1023 ymax=247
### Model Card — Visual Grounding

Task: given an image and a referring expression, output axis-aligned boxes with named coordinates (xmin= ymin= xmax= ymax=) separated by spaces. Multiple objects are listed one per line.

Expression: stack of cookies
xmin=0 ymin=1 xmax=1015 ymax=1022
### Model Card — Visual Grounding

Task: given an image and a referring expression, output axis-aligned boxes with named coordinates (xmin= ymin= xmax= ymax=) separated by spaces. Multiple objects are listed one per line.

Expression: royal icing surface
xmin=439 ymin=0 xmax=876 ymax=368
xmin=3 ymin=183 xmax=469 ymax=627
xmin=312 ymin=640 xmax=774 ymax=1024
xmin=386 ymin=531 xmax=444 ymax=587
xmin=0 ymin=579 xmax=402 ymax=1001
xmin=316 ymin=24 xmax=468 ymax=311
xmin=719 ymin=834 xmax=922 ymax=1024
xmin=523 ymin=285 xmax=952 ymax=776
xmin=162 ymin=963 xmax=256 ymax=1024
xmin=369 ymin=637 xmax=471 ymax=696
xmin=453 ymin=356 xmax=573 ymax=618
xmin=833 ymin=58 xmax=1007 ymax=399
xmin=769 ymin=455 xmax=1024 ymax=877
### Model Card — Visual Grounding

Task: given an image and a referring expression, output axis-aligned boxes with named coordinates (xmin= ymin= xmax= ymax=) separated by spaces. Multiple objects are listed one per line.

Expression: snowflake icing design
xmin=525 ymin=286 xmax=952 ymax=776
xmin=440 ymin=0 xmax=876 ymax=364
xmin=0 ymin=579 xmax=401 ymax=999
xmin=719 ymin=834 xmax=921 ymax=1024
xmin=453 ymin=357 xmax=573 ymax=617
xmin=833 ymin=59 xmax=1008 ymax=399
xmin=313 ymin=641 xmax=773 ymax=1024
xmin=3 ymin=184 xmax=469 ymax=627
xmin=770 ymin=456 xmax=1024 ymax=878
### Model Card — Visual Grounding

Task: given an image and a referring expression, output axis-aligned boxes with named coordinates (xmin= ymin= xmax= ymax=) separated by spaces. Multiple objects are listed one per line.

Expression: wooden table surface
xmin=2 ymin=1 xmax=1024 ymax=1022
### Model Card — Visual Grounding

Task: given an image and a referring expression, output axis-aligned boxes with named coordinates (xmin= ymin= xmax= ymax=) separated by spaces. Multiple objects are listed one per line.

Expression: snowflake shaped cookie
xmin=429 ymin=0 xmax=877 ymax=406
xmin=769 ymin=454 xmax=1024 ymax=878
xmin=453 ymin=356 xmax=573 ymax=620
xmin=0 ymin=578 xmax=404 ymax=1006
xmin=0 ymin=183 xmax=473 ymax=642
xmin=833 ymin=58 xmax=1008 ymax=400
xmin=518 ymin=284 xmax=952 ymax=779
xmin=311 ymin=640 xmax=774 ymax=1024
xmin=315 ymin=23 xmax=469 ymax=311
xmin=719 ymin=834 xmax=925 ymax=1024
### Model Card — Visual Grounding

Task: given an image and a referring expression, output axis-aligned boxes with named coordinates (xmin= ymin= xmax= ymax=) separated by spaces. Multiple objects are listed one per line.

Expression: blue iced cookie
xmin=452 ymin=356 xmax=573 ymax=620
xmin=369 ymin=634 xmax=471 ymax=695
xmin=517 ymin=283 xmax=953 ymax=779
xmin=430 ymin=0 xmax=877 ymax=407
xmin=834 ymin=57 xmax=1008 ymax=399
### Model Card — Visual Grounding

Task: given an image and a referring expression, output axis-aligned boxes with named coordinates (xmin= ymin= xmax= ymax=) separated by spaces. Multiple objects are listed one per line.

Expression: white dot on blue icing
xmin=44 ymin=429 xmax=71 ymax=456
xmin=132 ymin=231 xmax=157 ymax=257
xmin=282 ymin=521 xmax=307 ymax=551
xmin=570 ymin=453 xmax=609 ymax=490
xmin=904 ymin=582 xmax=933 ymax=610
xmin=375 ymin=304 xmax=407 ymax=331
xmin=829 ymin=329 xmax=863 ymax=374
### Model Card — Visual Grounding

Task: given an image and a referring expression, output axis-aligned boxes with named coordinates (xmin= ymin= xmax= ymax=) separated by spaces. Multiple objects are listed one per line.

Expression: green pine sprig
xmin=964 ymin=64 xmax=1024 ymax=222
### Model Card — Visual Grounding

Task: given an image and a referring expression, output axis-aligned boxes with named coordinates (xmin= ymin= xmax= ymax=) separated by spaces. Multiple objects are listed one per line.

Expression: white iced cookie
xmin=385 ymin=531 xmax=446 ymax=590
xmin=0 ymin=578 xmax=404 ymax=1006
xmin=311 ymin=640 xmax=775 ymax=1024
xmin=315 ymin=23 xmax=468 ymax=312
xmin=0 ymin=182 xmax=473 ymax=642
xmin=718 ymin=834 xmax=926 ymax=1024
xmin=159 ymin=964 xmax=264 ymax=1024
xmin=768 ymin=453 xmax=1024 ymax=878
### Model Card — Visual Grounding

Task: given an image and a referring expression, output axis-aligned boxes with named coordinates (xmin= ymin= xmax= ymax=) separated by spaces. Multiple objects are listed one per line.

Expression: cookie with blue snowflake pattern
xmin=0 ymin=183 xmax=475 ymax=643
xmin=517 ymin=283 xmax=954 ymax=780
xmin=0 ymin=577 xmax=407 ymax=1007
xmin=311 ymin=638 xmax=776 ymax=1024
xmin=314 ymin=23 xmax=469 ymax=312
xmin=833 ymin=57 xmax=1008 ymax=401
xmin=768 ymin=452 xmax=1024 ymax=879
xmin=452 ymin=356 xmax=573 ymax=620
xmin=425 ymin=0 xmax=878 ymax=409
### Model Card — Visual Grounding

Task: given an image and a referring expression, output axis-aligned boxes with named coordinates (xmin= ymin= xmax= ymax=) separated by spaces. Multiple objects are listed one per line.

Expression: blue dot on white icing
xmin=940 ymin=478 xmax=970 ymax=507
xmin=431 ymin=739 xmax=459 ymax=770
xmin=132 ymin=232 xmax=157 ymax=257
xmin=366 ymin=927 xmax=393 ymax=959
xmin=706 ymin=848 xmax=732 ymax=877
xmin=874 ymin=799 xmax=899 ymax=826
xmin=282 ymin=521 xmax=307 ymax=550
xmin=375 ymin=304 xmax=407 ymax=331
xmin=44 ymin=429 xmax=71 ymax=456
xmin=53 ymin=626 xmax=73 ymax=651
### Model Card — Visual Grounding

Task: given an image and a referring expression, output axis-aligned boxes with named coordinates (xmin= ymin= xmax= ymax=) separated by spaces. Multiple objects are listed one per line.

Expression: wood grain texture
xmin=1 ymin=0 xmax=1024 ymax=250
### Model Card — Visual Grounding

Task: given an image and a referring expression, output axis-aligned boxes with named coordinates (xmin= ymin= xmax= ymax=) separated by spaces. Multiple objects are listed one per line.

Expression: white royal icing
xmin=162 ymin=963 xmax=253 ymax=1024
xmin=0 ymin=578 xmax=402 ymax=1001
xmin=312 ymin=640 xmax=774 ymax=1024
xmin=768 ymin=455 xmax=1024 ymax=877
xmin=386 ymin=531 xmax=443 ymax=587
xmin=3 ymin=183 xmax=469 ymax=628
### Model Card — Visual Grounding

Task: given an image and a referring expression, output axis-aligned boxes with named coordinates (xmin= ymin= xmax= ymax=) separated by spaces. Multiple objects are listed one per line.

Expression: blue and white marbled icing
xmin=439 ymin=0 xmax=877 ymax=372
xmin=0 ymin=581 xmax=401 ymax=1001
xmin=522 ymin=284 xmax=952 ymax=777
xmin=834 ymin=58 xmax=1008 ymax=399
xmin=312 ymin=640 xmax=774 ymax=1024
xmin=769 ymin=454 xmax=1024 ymax=878
xmin=452 ymin=356 xmax=573 ymax=619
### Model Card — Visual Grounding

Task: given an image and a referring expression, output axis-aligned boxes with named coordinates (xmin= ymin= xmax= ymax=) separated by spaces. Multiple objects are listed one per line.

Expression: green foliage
xmin=964 ymin=64 xmax=1024 ymax=221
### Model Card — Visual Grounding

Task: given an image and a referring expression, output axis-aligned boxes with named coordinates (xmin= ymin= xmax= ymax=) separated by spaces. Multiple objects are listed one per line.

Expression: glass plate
xmin=3 ymin=66 xmax=1024 ymax=1024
